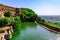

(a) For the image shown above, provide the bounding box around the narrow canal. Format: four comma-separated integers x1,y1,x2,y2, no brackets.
11,22,60,40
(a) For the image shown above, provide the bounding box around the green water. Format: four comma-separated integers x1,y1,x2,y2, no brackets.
12,22,58,40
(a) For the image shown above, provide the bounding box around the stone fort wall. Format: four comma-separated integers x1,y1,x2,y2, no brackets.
0,4,19,18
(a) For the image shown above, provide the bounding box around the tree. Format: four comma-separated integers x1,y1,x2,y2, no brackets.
4,11,12,17
20,8,38,22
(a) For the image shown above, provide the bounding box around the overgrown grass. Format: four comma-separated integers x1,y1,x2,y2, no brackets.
45,21,60,28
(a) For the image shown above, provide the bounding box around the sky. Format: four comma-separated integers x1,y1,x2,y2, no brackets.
0,0,60,15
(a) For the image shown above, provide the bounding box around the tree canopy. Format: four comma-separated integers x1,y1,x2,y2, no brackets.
20,8,37,22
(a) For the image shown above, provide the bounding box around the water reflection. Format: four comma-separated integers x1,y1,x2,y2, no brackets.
12,22,58,40
49,34,60,40
12,22,37,40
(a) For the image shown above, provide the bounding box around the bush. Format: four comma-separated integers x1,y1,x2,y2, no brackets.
11,20,21,31
11,16,21,31
0,18,8,27
4,11,12,17
7,17,14,24
14,16,21,23
12,21,18,29
39,18,45,23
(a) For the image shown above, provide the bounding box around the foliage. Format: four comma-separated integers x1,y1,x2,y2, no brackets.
11,16,21,30
45,21,60,28
20,8,38,22
0,18,8,27
37,17,45,23
4,11,12,17
14,16,21,23
39,19,45,23
0,16,21,30
7,17,14,23
12,21,18,30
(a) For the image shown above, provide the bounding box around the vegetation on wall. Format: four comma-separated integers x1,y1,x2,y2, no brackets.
4,11,12,17
11,16,21,30
0,18,8,27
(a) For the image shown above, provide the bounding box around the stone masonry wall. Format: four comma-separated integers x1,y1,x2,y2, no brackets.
0,4,19,18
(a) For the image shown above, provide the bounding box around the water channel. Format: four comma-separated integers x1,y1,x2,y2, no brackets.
11,22,60,40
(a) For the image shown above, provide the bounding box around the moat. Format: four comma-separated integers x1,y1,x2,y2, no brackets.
11,22,60,40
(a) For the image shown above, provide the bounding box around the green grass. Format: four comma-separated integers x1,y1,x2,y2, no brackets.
45,21,60,28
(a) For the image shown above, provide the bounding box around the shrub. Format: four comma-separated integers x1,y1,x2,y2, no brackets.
4,11,12,17
11,16,21,30
0,18,8,27
11,21,21,31
14,16,21,23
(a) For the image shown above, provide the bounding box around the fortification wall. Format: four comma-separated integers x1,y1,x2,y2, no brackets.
0,4,19,18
